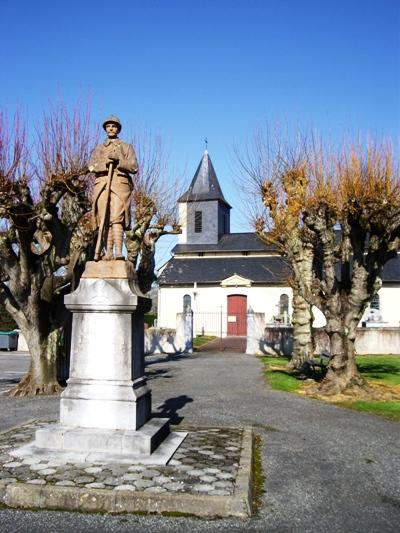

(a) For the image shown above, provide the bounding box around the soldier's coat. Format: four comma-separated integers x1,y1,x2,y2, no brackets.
89,138,138,229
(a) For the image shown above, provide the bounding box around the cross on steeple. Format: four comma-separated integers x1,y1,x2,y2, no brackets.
204,137,208,151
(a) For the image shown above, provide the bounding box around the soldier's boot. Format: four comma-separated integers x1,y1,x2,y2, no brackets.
113,223,124,260
103,226,114,260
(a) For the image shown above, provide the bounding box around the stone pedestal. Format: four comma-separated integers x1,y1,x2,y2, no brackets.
12,261,185,465
60,264,152,431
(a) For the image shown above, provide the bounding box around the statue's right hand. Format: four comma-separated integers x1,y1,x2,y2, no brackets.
108,147,120,161
106,156,119,168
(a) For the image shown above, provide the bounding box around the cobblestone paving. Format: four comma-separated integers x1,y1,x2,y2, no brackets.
0,421,242,497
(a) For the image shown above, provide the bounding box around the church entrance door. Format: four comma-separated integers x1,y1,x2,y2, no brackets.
227,295,247,336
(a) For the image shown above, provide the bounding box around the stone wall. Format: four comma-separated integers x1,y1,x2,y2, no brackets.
246,311,293,356
246,315,400,356
145,311,193,355
312,327,400,356
355,327,400,355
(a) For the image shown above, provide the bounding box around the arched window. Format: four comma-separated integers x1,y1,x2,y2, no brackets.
370,293,380,310
279,294,289,315
183,294,192,313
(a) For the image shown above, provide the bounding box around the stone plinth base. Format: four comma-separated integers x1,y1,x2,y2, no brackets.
37,418,169,455
82,260,136,280
11,419,185,466
60,378,151,431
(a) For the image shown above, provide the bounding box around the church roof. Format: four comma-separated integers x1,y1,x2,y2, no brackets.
172,233,275,254
158,253,400,286
158,256,292,285
178,150,231,207
381,256,400,283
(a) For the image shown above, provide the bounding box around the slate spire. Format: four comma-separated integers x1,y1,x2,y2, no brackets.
178,150,231,207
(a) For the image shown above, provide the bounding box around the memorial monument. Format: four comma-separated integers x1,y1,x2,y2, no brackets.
90,115,137,261
13,116,185,464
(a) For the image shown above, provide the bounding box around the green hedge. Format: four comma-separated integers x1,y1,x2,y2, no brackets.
144,314,156,327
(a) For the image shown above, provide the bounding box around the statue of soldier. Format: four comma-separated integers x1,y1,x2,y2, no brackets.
89,116,138,261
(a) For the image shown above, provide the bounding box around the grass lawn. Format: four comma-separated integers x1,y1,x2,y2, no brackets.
355,356,400,386
336,400,400,420
260,354,400,421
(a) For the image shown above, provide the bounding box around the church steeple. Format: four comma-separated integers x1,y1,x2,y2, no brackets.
178,150,231,207
178,151,231,245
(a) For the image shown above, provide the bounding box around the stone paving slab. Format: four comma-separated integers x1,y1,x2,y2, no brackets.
0,420,253,518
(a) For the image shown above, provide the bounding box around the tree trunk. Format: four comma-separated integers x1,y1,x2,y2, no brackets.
8,326,63,397
290,290,313,368
317,321,366,395
288,241,314,370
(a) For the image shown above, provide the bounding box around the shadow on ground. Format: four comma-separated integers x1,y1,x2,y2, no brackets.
153,394,194,424
145,368,173,381
358,361,400,381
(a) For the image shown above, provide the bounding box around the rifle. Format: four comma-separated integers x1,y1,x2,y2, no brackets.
94,161,114,261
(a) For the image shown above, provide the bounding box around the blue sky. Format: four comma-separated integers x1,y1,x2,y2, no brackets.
2,0,399,268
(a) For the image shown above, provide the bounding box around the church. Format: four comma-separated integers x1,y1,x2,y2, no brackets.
157,151,400,337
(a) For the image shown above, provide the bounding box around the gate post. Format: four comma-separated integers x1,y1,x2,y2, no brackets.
176,310,193,353
246,308,266,354
184,309,193,353
246,308,255,354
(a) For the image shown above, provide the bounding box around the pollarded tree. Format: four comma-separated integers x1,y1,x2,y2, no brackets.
0,111,181,397
250,133,400,395
237,133,314,368
0,107,95,396
125,133,181,294
300,142,400,394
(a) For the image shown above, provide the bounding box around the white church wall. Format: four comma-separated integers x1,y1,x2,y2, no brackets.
312,307,326,328
312,286,400,328
178,204,187,244
158,284,400,336
380,287,400,326
360,286,400,327
158,287,195,329
159,285,295,335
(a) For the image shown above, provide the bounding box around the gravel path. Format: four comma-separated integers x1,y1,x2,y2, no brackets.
0,351,399,532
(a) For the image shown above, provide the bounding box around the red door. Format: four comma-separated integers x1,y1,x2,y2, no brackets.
227,295,247,336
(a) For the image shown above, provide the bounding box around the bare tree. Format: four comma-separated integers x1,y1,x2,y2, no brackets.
0,106,95,396
241,129,400,395
236,131,314,368
0,112,180,397
125,133,181,294
300,141,400,394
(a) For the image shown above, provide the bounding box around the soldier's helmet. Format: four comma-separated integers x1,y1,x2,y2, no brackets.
102,115,122,132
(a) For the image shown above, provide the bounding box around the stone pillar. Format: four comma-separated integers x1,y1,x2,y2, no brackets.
246,308,256,355
246,309,266,355
176,311,193,354
184,310,193,354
